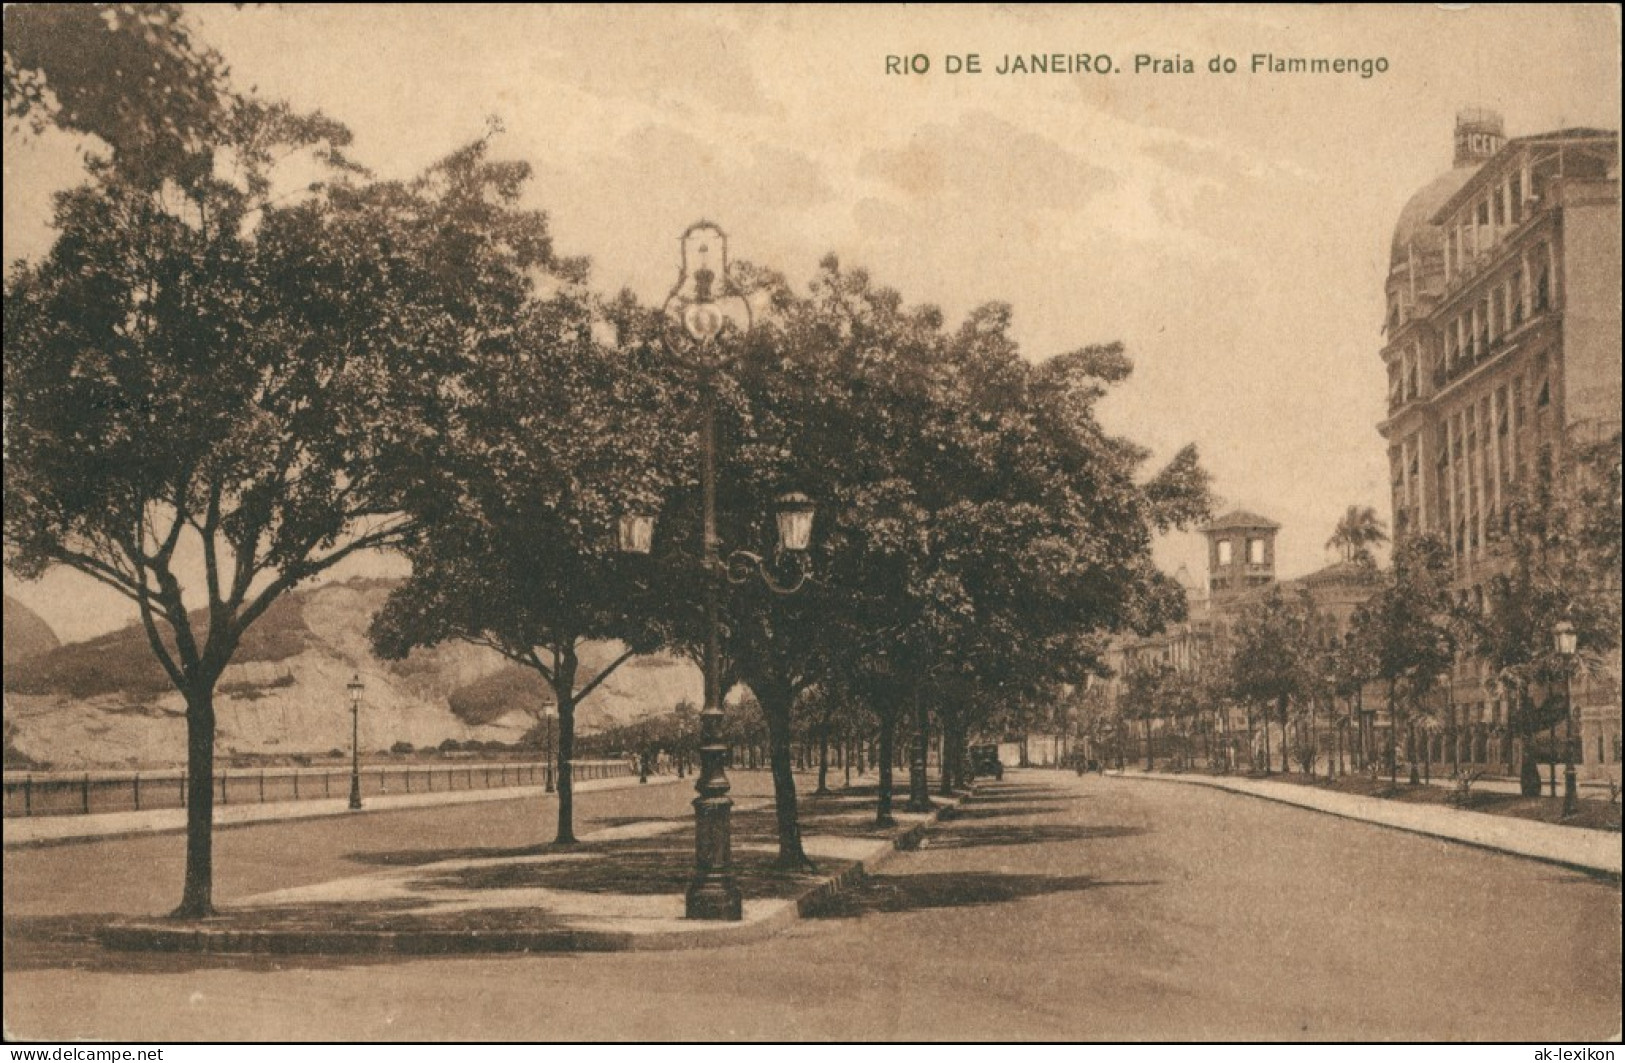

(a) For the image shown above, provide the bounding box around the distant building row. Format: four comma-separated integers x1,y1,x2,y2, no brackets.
1096,111,1620,783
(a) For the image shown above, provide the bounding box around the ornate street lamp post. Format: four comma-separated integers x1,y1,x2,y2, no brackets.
620,222,814,920
1554,619,1579,816
346,674,364,811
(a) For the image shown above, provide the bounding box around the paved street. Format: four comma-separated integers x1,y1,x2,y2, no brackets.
5,769,1619,1042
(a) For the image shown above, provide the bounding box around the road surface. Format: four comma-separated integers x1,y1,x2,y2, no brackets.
5,769,1618,1041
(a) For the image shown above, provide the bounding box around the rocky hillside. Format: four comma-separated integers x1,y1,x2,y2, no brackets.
2,579,701,769
3,596,60,668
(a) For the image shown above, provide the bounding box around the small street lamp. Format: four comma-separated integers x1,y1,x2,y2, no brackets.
346,674,364,811
618,512,656,555
1554,619,1579,816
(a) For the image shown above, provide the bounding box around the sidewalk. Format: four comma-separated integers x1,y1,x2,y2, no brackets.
1410,771,1617,798
1108,770,1621,877
95,781,966,954
3,773,677,849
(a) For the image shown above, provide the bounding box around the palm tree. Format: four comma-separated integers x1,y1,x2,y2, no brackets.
1327,505,1390,565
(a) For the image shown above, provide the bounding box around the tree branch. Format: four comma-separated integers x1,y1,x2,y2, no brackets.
523,647,557,686
150,563,202,674
202,482,225,612
231,518,415,639
41,546,148,607
135,590,188,693
574,645,639,703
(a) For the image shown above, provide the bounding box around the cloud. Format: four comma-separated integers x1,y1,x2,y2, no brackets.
857,110,1117,210
534,11,768,116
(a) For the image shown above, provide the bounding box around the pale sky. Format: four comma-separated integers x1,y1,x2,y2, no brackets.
4,4,1621,644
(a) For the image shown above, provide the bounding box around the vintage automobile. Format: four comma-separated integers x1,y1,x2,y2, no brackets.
969,744,1005,781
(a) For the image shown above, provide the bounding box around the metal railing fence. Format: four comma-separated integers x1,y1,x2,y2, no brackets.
2,759,634,818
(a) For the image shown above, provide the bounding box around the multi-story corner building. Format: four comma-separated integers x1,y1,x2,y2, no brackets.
1378,109,1621,781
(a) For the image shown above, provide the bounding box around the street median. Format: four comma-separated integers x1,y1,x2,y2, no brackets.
96,783,969,955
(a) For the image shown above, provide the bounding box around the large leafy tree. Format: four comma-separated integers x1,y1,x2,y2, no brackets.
369,290,686,845
644,256,1207,852
4,98,557,915
1469,435,1621,795
1120,660,1177,771
1345,533,1458,786
5,3,229,187
1228,586,1319,774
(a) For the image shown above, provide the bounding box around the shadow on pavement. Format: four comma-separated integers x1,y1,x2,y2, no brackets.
935,802,1074,822
804,872,1158,918
956,786,1061,803
414,839,833,901
345,843,554,868
3,914,412,975
923,823,1148,850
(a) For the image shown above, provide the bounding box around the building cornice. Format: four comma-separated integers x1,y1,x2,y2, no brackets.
1430,130,1618,225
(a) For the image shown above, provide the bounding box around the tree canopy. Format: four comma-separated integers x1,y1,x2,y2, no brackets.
4,93,561,912
368,286,686,845
635,256,1211,841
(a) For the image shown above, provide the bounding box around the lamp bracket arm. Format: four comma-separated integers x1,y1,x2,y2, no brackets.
725,549,811,595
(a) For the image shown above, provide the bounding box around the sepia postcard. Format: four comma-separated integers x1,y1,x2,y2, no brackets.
3,3,1621,1050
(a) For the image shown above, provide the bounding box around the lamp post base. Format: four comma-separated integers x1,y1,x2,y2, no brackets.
685,877,744,921
686,794,742,920
347,780,363,811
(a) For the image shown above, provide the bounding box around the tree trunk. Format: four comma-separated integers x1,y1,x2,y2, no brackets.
938,705,959,796
875,710,896,826
816,724,830,795
1307,698,1317,778
906,687,933,812
758,678,812,870
1517,723,1542,796
553,651,579,845
173,687,218,919
1261,709,1272,775
1278,697,1290,774
1387,678,1399,786
1144,718,1154,771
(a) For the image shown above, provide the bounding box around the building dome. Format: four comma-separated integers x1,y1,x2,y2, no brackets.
1388,165,1476,272
1388,108,1506,275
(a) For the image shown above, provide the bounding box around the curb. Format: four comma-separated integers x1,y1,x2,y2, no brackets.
790,795,965,917
1107,771,1621,881
94,786,972,955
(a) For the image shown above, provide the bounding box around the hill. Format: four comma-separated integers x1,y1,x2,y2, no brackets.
2,578,701,769
3,596,60,668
